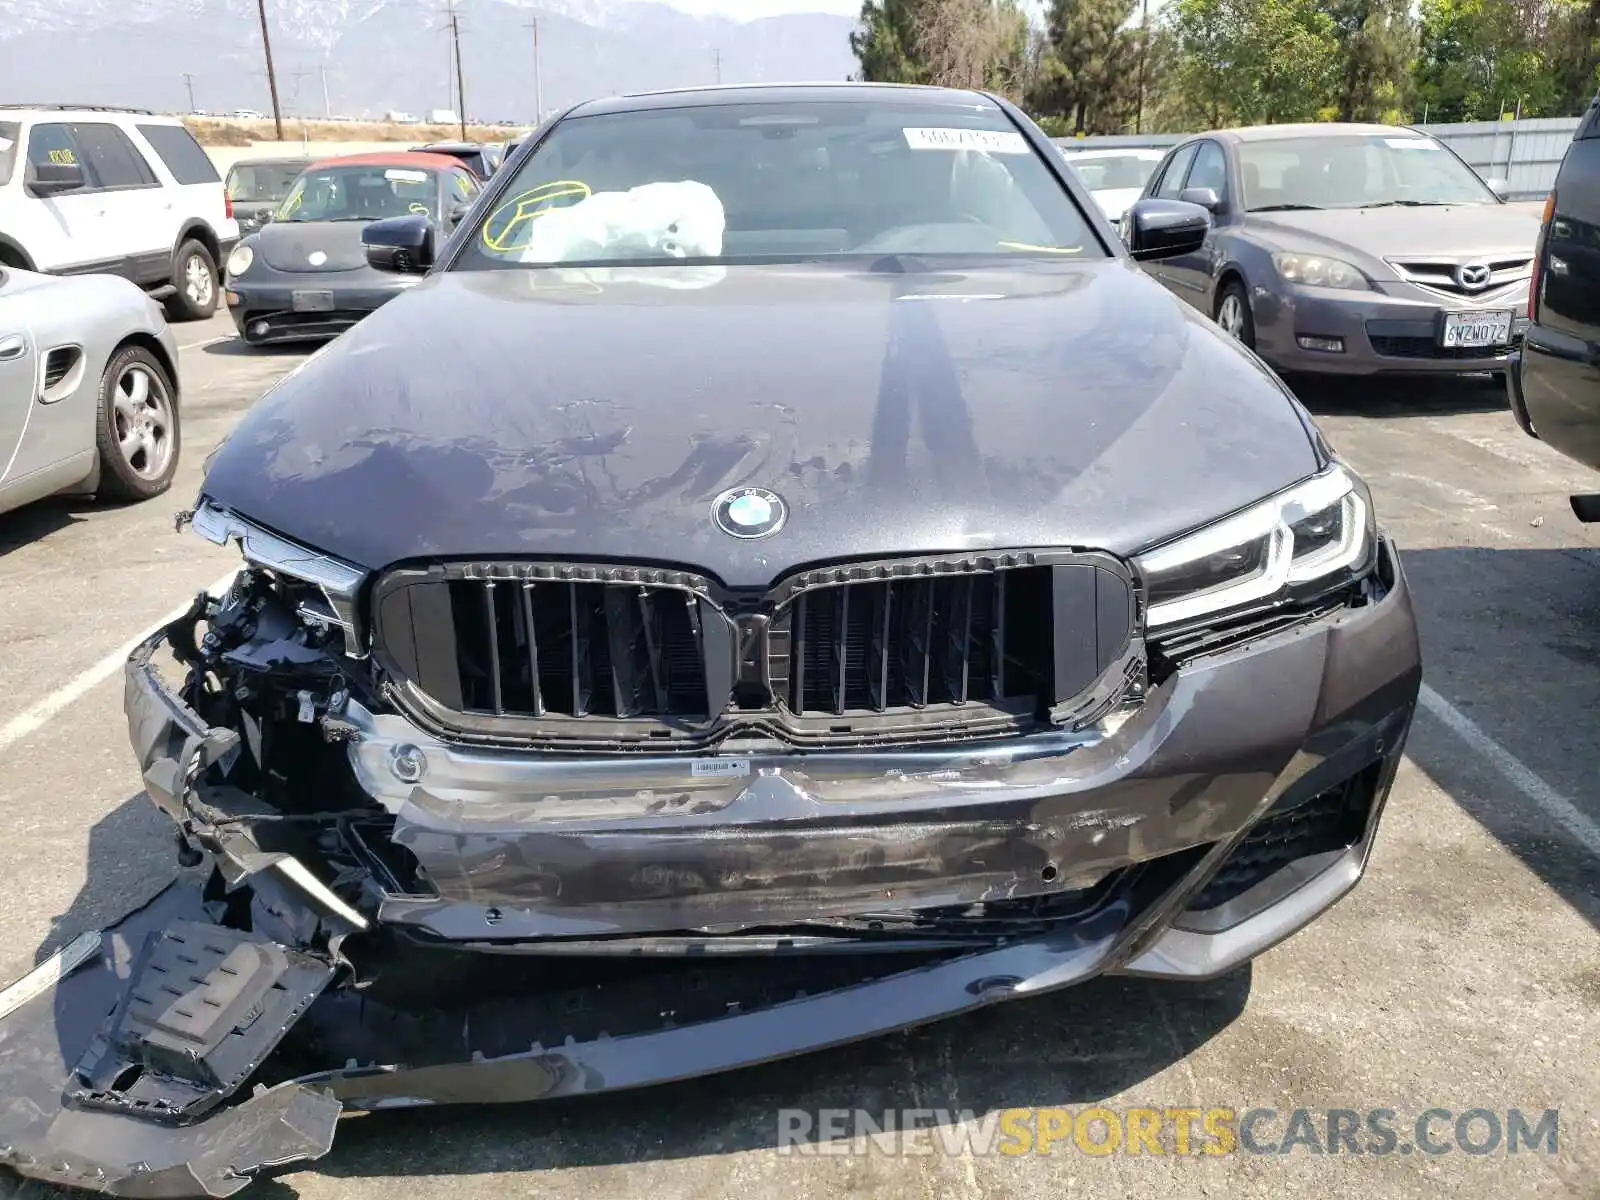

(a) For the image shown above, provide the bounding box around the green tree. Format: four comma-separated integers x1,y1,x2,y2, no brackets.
851,0,928,84
1325,0,1417,122
1030,0,1141,134
1414,0,1565,121
1164,0,1340,127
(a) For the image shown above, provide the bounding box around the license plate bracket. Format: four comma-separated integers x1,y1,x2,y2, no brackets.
1440,309,1512,349
292,290,335,313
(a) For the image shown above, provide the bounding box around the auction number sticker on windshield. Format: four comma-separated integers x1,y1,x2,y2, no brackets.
904,127,1029,154
385,168,429,182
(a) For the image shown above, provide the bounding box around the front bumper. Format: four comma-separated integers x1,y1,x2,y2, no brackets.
0,541,1421,1196
1252,280,1530,376
224,268,414,344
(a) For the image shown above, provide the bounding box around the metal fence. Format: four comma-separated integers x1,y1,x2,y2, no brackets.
1052,116,1581,201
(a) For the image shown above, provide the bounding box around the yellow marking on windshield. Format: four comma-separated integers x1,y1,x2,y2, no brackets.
483,180,592,252
408,202,430,215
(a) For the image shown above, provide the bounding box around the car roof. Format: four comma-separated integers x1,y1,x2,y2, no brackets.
567,81,998,117
417,141,485,152
1211,122,1426,143
228,156,313,168
307,151,461,170
1059,147,1167,160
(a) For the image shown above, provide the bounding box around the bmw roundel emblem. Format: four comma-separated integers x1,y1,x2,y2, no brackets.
307,250,328,267
712,487,788,539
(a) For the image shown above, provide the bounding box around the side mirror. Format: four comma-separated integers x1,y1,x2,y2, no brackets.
1122,198,1212,261
1485,176,1510,199
363,213,435,274
29,161,86,196
1178,186,1223,213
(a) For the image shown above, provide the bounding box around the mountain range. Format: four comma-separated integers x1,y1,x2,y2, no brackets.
0,0,860,124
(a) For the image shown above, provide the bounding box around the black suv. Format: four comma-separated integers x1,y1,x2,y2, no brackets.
1509,93,1600,519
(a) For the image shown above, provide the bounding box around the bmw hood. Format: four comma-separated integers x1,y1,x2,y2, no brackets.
200,260,1322,584
1244,203,1543,264
252,220,374,272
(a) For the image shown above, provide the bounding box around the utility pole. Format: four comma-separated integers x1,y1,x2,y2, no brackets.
255,0,284,140
1134,0,1149,135
447,0,467,139
182,72,197,113
713,47,721,85
286,67,312,118
533,17,544,122
320,63,331,119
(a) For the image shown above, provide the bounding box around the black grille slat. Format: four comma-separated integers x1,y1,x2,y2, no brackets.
482,582,504,715
43,347,78,389
377,555,1136,748
832,586,850,716
519,585,545,718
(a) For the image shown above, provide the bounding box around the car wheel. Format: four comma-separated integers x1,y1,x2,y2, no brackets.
166,239,218,321
1214,281,1256,349
94,345,181,502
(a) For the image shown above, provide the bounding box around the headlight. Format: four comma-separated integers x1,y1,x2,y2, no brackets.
1271,252,1370,291
227,244,254,276
1137,464,1373,628
187,498,366,655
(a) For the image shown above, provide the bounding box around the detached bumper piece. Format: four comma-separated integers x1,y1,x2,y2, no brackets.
0,886,339,1199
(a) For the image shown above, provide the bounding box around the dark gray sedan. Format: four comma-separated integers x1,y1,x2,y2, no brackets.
1131,123,1543,375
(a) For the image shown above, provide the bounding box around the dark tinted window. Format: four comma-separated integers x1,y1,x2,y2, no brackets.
464,99,1099,267
0,122,18,187
1186,140,1227,195
136,123,220,184
27,123,88,189
1154,144,1198,198
450,169,479,203
71,122,157,188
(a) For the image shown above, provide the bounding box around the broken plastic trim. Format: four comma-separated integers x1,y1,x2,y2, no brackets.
186,499,368,659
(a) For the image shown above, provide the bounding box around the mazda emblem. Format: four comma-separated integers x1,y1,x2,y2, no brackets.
1455,261,1491,290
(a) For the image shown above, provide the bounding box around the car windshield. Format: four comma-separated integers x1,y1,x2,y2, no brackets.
1067,153,1160,192
459,99,1098,268
1240,134,1497,211
227,161,307,203
275,164,437,222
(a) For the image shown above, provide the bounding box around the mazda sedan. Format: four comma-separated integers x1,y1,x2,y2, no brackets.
0,84,1420,1196
1134,123,1542,375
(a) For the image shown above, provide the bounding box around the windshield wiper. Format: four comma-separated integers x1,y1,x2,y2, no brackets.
1360,200,1457,208
1249,203,1323,212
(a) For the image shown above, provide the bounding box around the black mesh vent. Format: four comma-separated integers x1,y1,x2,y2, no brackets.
1186,765,1379,912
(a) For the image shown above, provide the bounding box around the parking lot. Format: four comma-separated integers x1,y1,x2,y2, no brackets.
1,315,1597,1199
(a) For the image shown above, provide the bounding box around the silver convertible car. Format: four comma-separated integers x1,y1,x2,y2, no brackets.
0,266,181,516
1131,123,1543,376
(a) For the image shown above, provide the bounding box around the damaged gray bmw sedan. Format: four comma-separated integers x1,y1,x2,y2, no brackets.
0,84,1422,1197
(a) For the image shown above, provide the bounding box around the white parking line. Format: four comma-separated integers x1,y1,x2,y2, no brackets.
0,571,237,757
176,333,234,352
1419,682,1600,858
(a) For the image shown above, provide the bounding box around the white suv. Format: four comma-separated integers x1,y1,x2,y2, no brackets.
0,105,239,321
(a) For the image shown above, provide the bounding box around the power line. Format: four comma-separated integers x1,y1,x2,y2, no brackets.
254,0,283,139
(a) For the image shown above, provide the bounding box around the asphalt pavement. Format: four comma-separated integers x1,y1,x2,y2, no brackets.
0,315,1596,1199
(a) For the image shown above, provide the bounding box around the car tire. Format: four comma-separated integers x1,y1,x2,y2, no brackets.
94,345,181,502
1214,280,1256,349
166,239,219,321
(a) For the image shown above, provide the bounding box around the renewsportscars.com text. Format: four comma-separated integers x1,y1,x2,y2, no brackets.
776,1106,1559,1157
